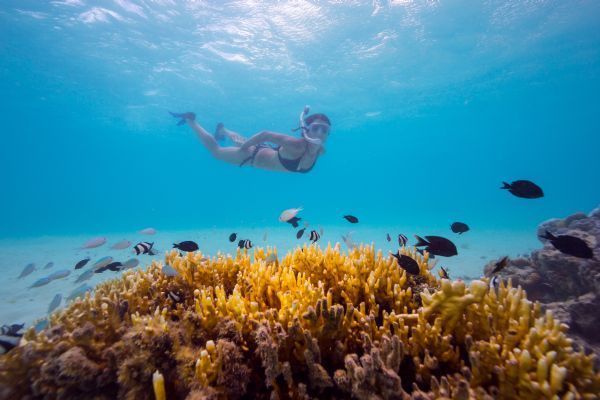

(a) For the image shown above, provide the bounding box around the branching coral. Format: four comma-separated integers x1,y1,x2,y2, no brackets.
0,244,598,399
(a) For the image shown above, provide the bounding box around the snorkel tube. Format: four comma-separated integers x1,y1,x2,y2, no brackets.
299,105,324,146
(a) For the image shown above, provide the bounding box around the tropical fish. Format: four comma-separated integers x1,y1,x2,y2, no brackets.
296,228,306,239
398,234,408,247
92,256,113,270
121,258,140,270
167,290,182,303
80,237,106,249
263,232,268,241
138,227,157,235
450,222,469,234
43,262,54,270
279,207,302,222
386,233,391,242
0,324,24,336
491,256,509,274
539,231,594,259
343,215,359,223
74,257,90,270
67,284,93,302
309,230,320,243
96,261,123,273
0,324,23,355
265,253,277,265
173,241,199,252
414,235,458,257
33,318,49,333
439,267,450,279
501,180,544,199
238,239,253,249
286,216,302,228
229,233,237,242
47,294,62,314
111,240,131,250
390,252,420,275
133,242,154,255
18,263,35,279
489,275,501,293
162,264,178,277
75,269,94,283
341,232,356,250
47,270,70,280
29,277,52,288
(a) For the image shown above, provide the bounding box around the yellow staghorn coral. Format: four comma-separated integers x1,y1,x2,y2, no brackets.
0,244,598,399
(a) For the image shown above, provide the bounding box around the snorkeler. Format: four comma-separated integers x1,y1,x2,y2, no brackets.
169,106,330,173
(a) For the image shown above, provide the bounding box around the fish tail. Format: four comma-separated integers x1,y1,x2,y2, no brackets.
501,182,511,189
172,243,178,248
540,230,555,240
414,235,429,247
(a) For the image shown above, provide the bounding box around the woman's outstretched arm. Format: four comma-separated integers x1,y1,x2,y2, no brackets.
240,131,300,151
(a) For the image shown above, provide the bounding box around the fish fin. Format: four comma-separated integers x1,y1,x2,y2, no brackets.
501,182,511,189
172,243,178,248
414,235,429,247
540,230,555,240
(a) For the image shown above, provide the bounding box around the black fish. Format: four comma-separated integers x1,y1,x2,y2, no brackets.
309,230,320,243
386,233,391,242
296,228,306,239
229,233,237,242
491,256,509,274
501,180,544,199
451,222,469,234
173,241,199,252
390,252,420,275
439,267,450,279
398,234,408,247
344,215,359,223
95,261,123,273
0,324,24,355
133,242,154,255
238,239,253,249
74,258,90,270
539,231,594,259
414,235,457,257
286,216,301,228
0,324,24,336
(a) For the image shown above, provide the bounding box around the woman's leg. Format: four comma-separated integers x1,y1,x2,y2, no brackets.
187,120,251,165
216,123,246,147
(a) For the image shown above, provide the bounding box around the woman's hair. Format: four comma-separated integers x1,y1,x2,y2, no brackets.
305,113,331,127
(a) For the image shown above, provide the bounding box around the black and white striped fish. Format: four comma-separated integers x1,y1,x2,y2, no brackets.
489,275,501,293
167,290,182,303
0,324,24,355
238,239,253,249
133,242,154,255
398,234,408,247
309,230,320,243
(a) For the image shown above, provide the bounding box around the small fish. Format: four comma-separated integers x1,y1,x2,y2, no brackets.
439,267,450,280
450,222,469,234
0,325,23,355
263,232,268,241
286,216,302,228
539,231,594,259
75,269,94,283
121,258,140,270
319,226,324,236
43,262,54,270
390,252,420,275
93,256,113,270
398,234,408,247
343,215,359,223
95,262,123,273
80,237,107,249
18,263,35,279
66,284,92,302
265,253,277,264
491,256,509,274
47,269,70,280
74,257,90,270
47,294,62,314
296,227,306,239
173,241,199,252
489,275,500,293
111,240,131,250
0,324,24,336
341,232,357,250
29,277,52,288
138,227,157,235
229,233,237,242
386,233,391,242
167,290,182,303
162,264,178,277
309,230,320,243
133,242,154,255
279,207,303,222
33,318,49,333
501,180,544,199
414,235,458,257
238,239,253,249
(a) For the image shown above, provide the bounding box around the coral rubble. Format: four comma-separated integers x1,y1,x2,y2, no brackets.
1,244,598,399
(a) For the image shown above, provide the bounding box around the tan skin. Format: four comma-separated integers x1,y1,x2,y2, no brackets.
183,115,329,172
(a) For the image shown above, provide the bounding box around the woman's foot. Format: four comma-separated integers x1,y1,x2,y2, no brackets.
214,122,226,142
169,111,196,126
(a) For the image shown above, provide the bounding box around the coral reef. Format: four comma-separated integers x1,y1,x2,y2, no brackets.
484,206,600,359
1,243,598,399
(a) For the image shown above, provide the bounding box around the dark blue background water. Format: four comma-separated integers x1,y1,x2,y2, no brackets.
1,1,599,238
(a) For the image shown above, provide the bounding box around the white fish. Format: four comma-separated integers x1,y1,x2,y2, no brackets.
75,269,94,283
81,237,107,249
162,264,178,277
111,240,131,250
47,294,62,314
18,263,35,279
67,284,92,302
43,262,54,269
341,232,357,250
48,269,70,280
93,256,113,269
138,227,157,235
121,258,140,270
33,318,48,333
279,207,303,222
29,276,52,288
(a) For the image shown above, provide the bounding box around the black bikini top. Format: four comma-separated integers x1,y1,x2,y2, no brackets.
277,144,317,173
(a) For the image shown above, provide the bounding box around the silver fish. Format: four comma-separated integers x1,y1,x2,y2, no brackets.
43,262,54,270
67,284,92,302
75,269,94,283
138,227,156,235
341,232,357,250
162,264,178,277
111,240,131,250
47,270,70,280
29,277,52,288
33,318,48,333
18,263,35,279
47,294,62,314
93,256,113,270
81,237,106,249
265,253,277,265
121,258,140,270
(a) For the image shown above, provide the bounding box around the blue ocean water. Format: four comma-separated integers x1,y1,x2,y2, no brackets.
1,0,599,239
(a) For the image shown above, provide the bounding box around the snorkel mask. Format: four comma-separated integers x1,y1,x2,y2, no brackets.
298,106,331,146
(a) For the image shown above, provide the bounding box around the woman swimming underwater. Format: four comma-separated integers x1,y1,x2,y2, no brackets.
170,106,330,173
